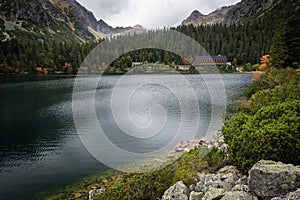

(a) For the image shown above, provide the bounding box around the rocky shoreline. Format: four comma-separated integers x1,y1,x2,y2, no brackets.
162,133,300,200
162,160,300,200
88,133,300,200
167,131,227,158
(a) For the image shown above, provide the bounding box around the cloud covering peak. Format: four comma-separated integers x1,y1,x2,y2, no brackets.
77,0,240,28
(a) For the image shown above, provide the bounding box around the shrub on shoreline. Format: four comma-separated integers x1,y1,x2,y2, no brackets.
223,68,300,174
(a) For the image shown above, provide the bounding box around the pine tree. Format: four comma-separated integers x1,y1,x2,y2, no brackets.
269,27,289,68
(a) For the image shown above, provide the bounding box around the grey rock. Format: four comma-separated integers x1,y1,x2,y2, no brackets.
235,176,248,186
232,184,250,192
217,166,241,191
217,166,240,175
195,173,219,192
189,184,196,192
248,160,300,199
88,188,105,200
202,187,226,200
162,181,189,200
285,189,300,199
202,180,225,193
195,166,240,193
189,191,204,200
220,191,258,200
218,143,227,151
219,172,239,191
217,136,225,146
271,189,300,200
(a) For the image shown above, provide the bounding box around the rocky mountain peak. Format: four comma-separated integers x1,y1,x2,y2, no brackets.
133,24,143,29
190,10,204,18
182,0,277,26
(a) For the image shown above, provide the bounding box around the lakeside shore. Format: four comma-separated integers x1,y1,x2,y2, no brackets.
0,71,255,84
43,131,226,200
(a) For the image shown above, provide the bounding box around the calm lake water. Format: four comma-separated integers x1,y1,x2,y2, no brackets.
0,74,252,199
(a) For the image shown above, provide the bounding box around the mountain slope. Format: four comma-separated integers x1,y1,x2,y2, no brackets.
0,0,141,42
0,0,96,42
52,0,114,35
182,0,277,26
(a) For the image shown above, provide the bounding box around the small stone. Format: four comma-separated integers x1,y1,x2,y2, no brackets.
74,193,82,199
189,191,204,200
218,136,225,145
88,188,105,200
217,166,239,175
189,184,196,191
235,176,248,186
232,184,250,192
175,147,183,152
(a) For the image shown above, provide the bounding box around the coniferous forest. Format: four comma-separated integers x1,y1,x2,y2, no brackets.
0,0,299,74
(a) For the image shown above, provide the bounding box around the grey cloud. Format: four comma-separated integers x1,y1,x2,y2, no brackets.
77,0,240,28
78,0,130,18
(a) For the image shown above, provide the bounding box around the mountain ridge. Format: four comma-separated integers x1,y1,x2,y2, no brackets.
49,0,143,36
182,0,277,26
0,0,144,42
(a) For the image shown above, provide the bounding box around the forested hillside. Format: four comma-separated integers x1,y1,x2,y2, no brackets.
176,0,299,65
0,0,298,74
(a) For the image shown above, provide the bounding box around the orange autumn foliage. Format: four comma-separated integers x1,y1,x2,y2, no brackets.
36,67,43,73
259,54,270,71
182,58,190,65
253,54,272,82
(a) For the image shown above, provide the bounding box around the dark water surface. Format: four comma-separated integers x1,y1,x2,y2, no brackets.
0,74,252,199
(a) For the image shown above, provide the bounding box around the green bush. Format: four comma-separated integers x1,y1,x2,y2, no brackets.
250,82,300,113
244,67,299,98
223,68,300,174
204,146,226,172
223,100,300,174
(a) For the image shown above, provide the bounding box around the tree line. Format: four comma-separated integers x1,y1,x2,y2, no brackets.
0,39,100,74
0,0,298,74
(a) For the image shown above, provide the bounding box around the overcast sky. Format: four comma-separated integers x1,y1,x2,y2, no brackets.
76,0,241,28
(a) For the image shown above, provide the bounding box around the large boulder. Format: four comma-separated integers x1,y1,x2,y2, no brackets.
162,181,189,200
248,160,300,199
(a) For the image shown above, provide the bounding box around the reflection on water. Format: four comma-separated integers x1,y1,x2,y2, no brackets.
0,74,252,199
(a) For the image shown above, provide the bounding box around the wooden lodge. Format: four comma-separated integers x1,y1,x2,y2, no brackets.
193,55,228,66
